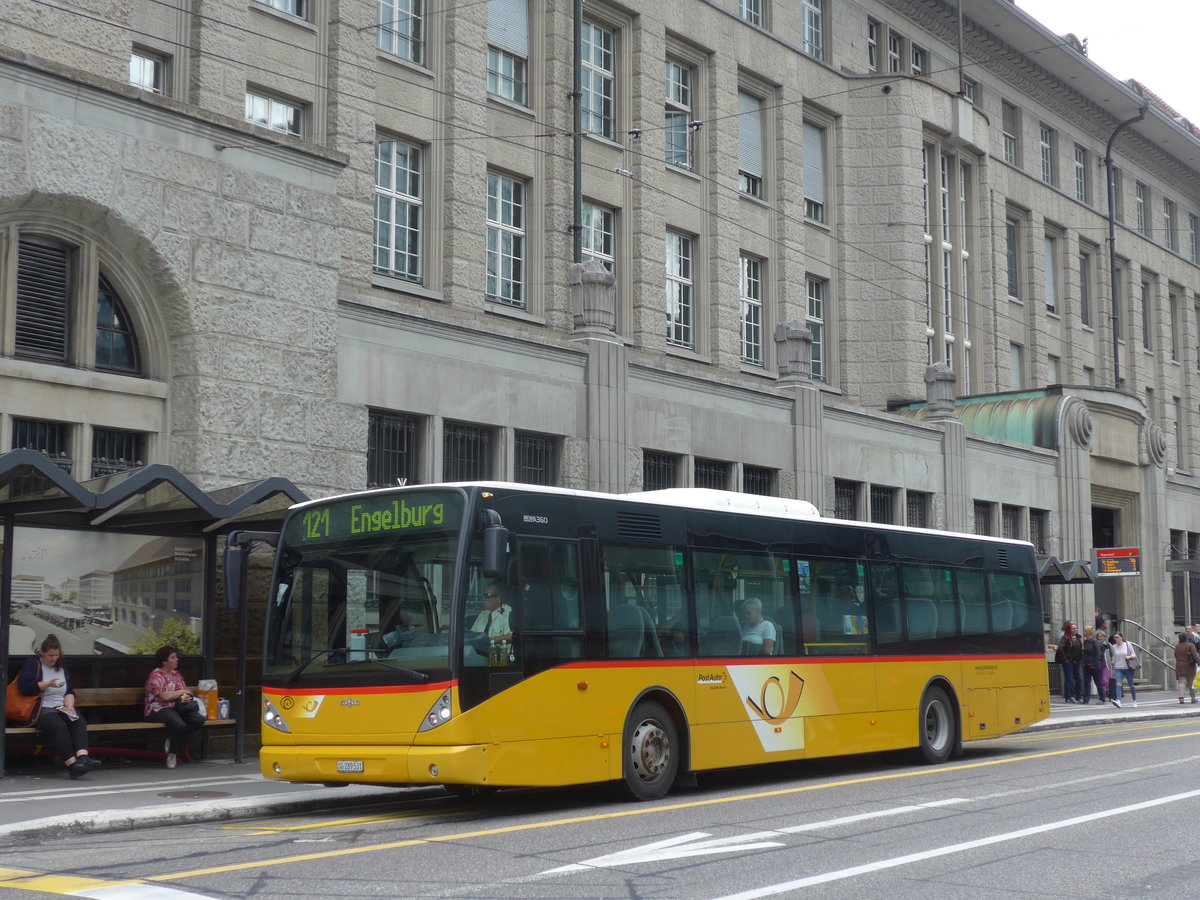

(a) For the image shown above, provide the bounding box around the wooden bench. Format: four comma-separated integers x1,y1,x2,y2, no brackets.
5,687,234,737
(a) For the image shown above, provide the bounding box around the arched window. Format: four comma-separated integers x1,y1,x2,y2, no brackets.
96,275,141,373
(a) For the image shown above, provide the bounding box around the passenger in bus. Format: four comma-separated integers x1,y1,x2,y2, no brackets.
13,633,99,779
381,611,426,651
144,646,207,769
739,598,776,655
469,582,513,646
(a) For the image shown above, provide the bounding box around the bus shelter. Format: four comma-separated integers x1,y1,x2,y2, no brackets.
0,449,307,774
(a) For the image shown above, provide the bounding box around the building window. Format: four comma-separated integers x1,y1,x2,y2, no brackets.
374,138,423,281
1009,342,1024,389
1190,215,1199,263
13,419,72,473
665,230,694,348
1048,354,1060,384
581,202,615,273
1135,182,1147,235
801,0,823,60
806,275,826,381
802,121,826,222
867,19,879,71
245,90,303,137
739,0,763,28
514,431,558,486
485,171,526,308
1141,279,1153,350
581,20,615,139
368,411,420,487
1029,509,1049,553
15,236,142,373
1073,145,1089,203
906,491,930,528
487,0,528,104
962,78,976,103
737,91,764,198
1079,250,1093,327
869,485,895,524
694,458,729,490
833,479,860,520
1170,292,1180,361
1038,125,1055,185
643,451,678,491
743,465,774,496
910,44,926,76
443,422,493,481
1001,505,1020,540
92,428,144,477
255,0,306,16
1001,102,1020,166
887,33,902,74
1005,217,1021,300
739,254,764,366
973,500,992,536
129,49,165,94
377,0,425,65
664,59,694,169
96,275,140,372
1044,235,1058,313
1164,198,1177,251
1175,396,1187,471
1110,166,1123,222
1114,264,1124,340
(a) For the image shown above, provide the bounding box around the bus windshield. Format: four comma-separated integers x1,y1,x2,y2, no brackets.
264,490,466,685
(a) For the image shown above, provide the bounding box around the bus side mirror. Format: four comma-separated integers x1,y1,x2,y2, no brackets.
224,544,246,611
482,524,509,580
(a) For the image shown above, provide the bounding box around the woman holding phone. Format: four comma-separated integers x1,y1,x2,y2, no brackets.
15,634,99,779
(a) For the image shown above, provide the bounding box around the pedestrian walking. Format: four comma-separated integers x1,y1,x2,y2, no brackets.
1080,626,1104,704
1110,632,1138,708
1058,622,1084,703
1175,632,1200,704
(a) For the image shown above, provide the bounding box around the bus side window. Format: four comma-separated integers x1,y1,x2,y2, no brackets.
601,545,679,658
958,569,990,643
987,572,1042,651
870,562,903,651
518,540,586,670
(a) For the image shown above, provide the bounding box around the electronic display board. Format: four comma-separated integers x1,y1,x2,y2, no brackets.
1092,547,1140,577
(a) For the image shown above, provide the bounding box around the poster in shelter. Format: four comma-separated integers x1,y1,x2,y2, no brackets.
6,527,204,658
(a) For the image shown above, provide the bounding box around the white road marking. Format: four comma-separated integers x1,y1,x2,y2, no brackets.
0,776,270,804
709,787,1200,898
74,885,220,900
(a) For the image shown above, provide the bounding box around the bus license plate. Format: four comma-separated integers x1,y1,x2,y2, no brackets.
336,760,364,773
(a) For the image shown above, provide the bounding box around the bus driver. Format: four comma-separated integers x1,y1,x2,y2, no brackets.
470,583,513,645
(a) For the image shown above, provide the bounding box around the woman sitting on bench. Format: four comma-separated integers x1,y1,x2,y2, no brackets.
15,634,100,779
144,646,206,769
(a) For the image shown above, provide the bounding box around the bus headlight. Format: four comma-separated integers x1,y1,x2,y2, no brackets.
418,687,454,732
263,698,291,733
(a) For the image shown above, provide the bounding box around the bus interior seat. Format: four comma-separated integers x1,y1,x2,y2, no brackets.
992,599,1015,632
906,598,938,640
554,581,581,628
638,605,663,657
702,615,743,656
608,604,647,657
961,600,988,634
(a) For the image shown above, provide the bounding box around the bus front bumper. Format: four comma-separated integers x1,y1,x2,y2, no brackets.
259,742,492,786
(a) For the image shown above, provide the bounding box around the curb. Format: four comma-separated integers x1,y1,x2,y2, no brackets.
0,785,421,844
1026,707,1200,732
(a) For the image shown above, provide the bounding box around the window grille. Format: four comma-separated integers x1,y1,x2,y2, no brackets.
514,432,558,486
13,418,72,473
869,485,895,524
643,451,677,491
973,500,993,536
833,479,859,520
1029,509,1049,554
92,428,144,477
694,458,728,490
742,465,774,496
906,491,930,528
368,411,420,487
1001,504,1020,540
443,422,492,481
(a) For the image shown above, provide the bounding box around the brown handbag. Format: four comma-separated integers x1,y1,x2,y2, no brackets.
5,666,42,726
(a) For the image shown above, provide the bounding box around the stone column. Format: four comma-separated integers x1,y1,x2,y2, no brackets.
923,364,968,533
569,260,627,493
1055,397,1095,630
775,323,823,506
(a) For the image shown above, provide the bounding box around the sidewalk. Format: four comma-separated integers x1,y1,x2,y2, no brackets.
2,695,1198,843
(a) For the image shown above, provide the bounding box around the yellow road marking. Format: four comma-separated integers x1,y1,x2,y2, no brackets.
0,867,116,894
10,726,1200,894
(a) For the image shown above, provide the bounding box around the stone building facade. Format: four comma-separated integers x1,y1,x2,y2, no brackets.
4,1,1200,658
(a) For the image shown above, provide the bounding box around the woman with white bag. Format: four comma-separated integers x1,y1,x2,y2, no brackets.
1109,632,1138,709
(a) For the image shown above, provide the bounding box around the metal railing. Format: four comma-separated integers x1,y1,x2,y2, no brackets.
1122,618,1174,687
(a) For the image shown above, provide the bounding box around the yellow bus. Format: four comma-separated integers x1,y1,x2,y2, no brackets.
253,484,1048,800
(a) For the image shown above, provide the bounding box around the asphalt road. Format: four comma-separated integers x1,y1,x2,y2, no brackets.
3,716,1199,899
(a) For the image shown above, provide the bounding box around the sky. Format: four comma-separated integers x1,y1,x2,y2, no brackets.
1017,1,1200,124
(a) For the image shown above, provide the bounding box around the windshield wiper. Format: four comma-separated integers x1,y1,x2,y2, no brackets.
373,660,431,683
284,648,343,686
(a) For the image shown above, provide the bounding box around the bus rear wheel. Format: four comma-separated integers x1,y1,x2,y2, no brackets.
917,686,955,764
621,700,679,801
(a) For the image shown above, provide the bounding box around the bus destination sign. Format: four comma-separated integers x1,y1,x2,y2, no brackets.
1092,547,1140,578
285,491,462,544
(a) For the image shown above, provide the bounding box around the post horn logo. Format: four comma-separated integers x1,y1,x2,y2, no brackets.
745,671,805,725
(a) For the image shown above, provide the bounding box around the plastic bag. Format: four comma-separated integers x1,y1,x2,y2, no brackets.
196,679,218,721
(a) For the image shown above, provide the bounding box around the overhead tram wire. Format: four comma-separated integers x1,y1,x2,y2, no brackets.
32,0,1156,371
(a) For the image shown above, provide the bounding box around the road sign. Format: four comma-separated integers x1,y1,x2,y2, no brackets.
1166,558,1200,573
1092,547,1140,577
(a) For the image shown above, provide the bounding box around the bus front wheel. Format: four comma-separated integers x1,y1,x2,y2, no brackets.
917,686,955,764
621,700,679,801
